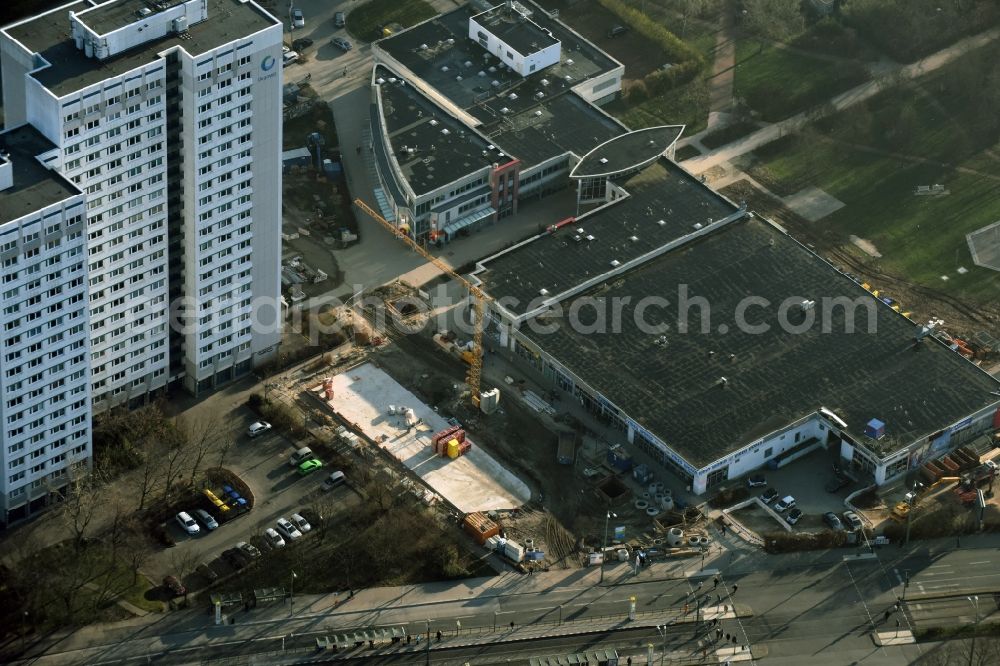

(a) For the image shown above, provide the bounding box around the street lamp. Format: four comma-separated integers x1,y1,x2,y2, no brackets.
968,595,980,666
425,619,431,666
288,570,297,617
655,623,669,666
599,510,617,583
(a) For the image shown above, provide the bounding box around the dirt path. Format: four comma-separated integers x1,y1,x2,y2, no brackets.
681,25,1000,174
706,8,737,129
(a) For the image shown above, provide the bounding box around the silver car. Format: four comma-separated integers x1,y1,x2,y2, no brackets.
275,517,303,541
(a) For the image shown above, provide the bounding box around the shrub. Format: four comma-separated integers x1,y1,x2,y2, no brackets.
247,393,265,414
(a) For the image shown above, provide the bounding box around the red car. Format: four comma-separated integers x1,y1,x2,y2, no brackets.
163,575,186,596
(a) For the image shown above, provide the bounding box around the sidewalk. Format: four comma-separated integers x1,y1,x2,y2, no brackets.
680,25,1000,174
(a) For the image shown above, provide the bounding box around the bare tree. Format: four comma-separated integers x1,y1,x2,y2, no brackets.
741,0,804,43
181,415,224,487
58,477,104,554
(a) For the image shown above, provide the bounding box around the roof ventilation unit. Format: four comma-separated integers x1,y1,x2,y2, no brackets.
509,93,518,100
456,75,463,81
576,228,584,234
599,157,608,164
534,110,542,117
657,219,666,226
629,235,638,242
586,234,595,241
692,222,703,230
429,119,439,126
447,38,455,44
388,77,397,83
375,77,385,84
478,70,486,77
610,259,620,267
500,107,510,114
540,78,550,86
441,128,450,135
419,43,429,50
492,80,501,87
539,288,549,296
718,377,729,388
489,66,497,73
799,299,816,312
535,91,545,100
137,7,152,17
441,65,449,72
565,58,574,65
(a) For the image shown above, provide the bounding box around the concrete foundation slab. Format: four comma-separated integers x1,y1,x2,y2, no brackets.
316,363,530,512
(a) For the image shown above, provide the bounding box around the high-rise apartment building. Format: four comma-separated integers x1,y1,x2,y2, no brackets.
0,0,283,523
0,125,93,524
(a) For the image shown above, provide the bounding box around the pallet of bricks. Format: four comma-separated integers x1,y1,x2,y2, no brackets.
430,425,473,459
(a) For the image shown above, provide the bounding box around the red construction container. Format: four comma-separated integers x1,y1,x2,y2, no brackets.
459,441,472,456
432,425,460,446
452,429,466,444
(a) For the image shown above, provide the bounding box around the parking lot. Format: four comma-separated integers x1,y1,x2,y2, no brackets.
730,448,863,534
146,409,359,585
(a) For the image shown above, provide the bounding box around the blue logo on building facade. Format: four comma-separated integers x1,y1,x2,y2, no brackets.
261,55,276,71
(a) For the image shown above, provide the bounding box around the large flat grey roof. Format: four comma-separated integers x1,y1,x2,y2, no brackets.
482,90,626,169
5,0,277,97
0,124,81,225
375,65,496,197
519,216,1000,468
379,6,617,111
476,158,740,315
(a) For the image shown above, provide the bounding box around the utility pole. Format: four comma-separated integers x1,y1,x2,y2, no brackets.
600,510,616,584
289,570,297,617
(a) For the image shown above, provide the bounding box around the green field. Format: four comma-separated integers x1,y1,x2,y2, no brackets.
746,44,1000,307
734,40,868,122
346,0,436,42
607,78,710,134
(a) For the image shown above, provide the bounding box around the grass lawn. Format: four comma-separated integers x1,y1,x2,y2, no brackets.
749,136,1000,306
346,0,436,42
607,77,709,134
674,144,703,161
734,40,868,121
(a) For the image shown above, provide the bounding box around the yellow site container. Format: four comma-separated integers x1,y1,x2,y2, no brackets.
447,438,460,459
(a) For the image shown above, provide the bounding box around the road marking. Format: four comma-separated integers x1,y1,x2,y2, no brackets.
969,560,990,565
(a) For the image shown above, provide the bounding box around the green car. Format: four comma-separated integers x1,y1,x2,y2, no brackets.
297,458,323,476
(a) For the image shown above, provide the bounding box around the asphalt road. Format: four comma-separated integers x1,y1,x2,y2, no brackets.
29,535,1000,665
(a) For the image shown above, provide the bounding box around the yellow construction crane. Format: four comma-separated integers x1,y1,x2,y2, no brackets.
354,199,487,408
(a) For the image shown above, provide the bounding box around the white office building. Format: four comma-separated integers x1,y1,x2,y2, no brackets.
0,125,93,524
1,0,283,410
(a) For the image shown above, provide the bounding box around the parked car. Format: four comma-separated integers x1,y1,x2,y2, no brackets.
264,527,286,549
276,517,303,541
193,509,218,531
290,513,312,533
282,44,290,54
236,541,261,559
321,470,346,491
842,510,863,531
774,495,796,512
332,37,352,51
196,562,219,581
334,11,345,27
282,51,299,67
747,474,767,488
247,421,271,438
289,446,315,467
825,475,850,493
823,511,844,530
607,25,627,38
292,38,313,51
291,8,304,28
175,511,200,535
222,548,248,569
163,575,186,596
786,508,803,525
760,488,779,504
298,458,323,476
